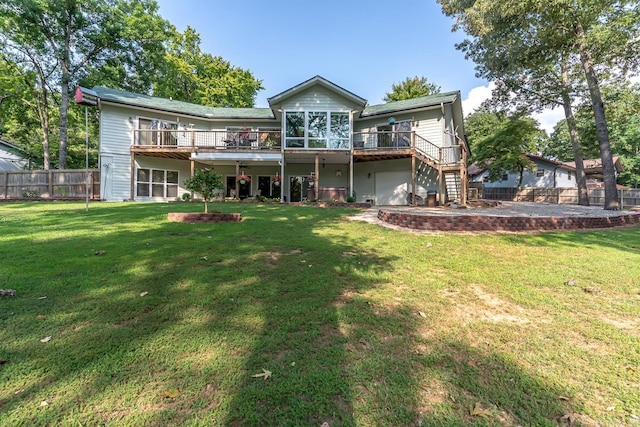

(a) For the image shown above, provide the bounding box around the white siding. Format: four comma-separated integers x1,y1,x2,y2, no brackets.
354,108,444,147
415,110,443,147
474,159,578,188
281,87,355,111
353,158,437,204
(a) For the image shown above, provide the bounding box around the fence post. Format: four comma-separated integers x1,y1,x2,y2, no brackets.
48,171,53,197
2,172,6,199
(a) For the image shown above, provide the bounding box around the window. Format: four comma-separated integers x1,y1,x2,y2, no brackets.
285,111,350,149
285,112,305,148
501,174,508,181
330,113,350,148
138,118,177,146
136,168,178,198
567,171,572,181
536,168,545,177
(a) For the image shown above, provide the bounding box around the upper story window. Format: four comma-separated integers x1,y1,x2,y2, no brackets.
285,111,349,149
536,168,545,177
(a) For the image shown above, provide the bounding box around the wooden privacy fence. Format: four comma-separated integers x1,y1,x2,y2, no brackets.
0,169,100,200
482,187,640,208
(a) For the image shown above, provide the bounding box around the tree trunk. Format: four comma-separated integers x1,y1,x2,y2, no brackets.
575,22,619,210
518,165,524,188
59,72,70,169
559,81,589,205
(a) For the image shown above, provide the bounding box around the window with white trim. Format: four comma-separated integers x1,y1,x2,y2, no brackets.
285,111,350,149
136,168,178,198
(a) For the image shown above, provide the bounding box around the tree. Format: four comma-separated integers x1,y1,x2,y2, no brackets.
0,0,170,169
152,26,263,107
438,0,640,209
544,81,640,187
183,168,224,213
383,76,441,102
466,110,545,187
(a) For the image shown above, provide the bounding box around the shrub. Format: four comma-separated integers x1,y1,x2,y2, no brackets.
183,169,224,213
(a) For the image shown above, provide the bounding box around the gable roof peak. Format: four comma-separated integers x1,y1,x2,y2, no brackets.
267,76,367,107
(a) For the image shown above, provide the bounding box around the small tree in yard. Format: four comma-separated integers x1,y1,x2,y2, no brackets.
183,169,223,213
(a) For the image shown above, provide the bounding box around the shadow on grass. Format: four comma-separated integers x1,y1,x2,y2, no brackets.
0,202,581,425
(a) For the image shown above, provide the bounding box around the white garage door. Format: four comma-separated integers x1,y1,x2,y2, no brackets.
375,171,411,205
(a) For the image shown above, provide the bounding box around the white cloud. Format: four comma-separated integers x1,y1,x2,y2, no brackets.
532,107,565,135
462,82,564,134
462,82,495,117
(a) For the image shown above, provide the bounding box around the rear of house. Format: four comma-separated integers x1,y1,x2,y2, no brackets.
88,76,468,205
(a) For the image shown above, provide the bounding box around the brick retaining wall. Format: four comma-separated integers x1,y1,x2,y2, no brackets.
378,210,640,232
168,213,242,223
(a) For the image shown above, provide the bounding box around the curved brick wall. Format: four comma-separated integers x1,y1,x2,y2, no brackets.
377,210,640,232
168,213,241,223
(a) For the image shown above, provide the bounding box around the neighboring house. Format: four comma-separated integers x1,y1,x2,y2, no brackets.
564,156,624,186
469,154,576,188
84,75,468,205
0,139,28,171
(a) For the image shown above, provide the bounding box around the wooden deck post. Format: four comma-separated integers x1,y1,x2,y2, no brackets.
130,152,135,201
411,155,416,205
235,161,240,199
190,160,195,199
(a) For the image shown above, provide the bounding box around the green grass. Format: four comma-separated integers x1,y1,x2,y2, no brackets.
1,201,639,426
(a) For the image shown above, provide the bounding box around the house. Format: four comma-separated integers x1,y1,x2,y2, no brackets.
0,139,28,171
469,154,576,188
84,76,468,205
563,156,624,187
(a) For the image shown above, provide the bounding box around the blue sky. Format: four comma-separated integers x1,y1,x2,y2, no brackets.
154,0,563,131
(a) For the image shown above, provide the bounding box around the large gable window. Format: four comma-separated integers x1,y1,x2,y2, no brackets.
285,112,305,148
285,111,350,149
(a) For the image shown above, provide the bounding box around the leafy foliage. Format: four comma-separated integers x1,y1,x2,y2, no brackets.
153,26,263,107
466,109,546,186
383,76,441,102
438,0,640,208
0,1,263,170
183,168,224,213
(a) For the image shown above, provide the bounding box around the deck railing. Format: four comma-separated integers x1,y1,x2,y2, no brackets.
354,131,463,167
133,129,465,167
133,129,282,150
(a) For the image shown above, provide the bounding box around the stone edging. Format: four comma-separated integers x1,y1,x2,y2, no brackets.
168,213,241,223
377,210,640,232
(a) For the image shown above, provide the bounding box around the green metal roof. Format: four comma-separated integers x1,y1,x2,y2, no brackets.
92,86,276,120
360,91,460,118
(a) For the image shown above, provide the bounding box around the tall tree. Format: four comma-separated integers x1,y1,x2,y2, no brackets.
0,56,55,168
153,26,263,107
0,0,170,169
438,0,640,209
383,76,441,102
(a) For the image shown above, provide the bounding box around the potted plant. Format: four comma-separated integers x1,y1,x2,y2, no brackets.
306,175,316,187
237,173,251,184
273,174,281,187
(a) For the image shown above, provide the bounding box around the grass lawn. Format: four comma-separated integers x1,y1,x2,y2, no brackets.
1,201,639,426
